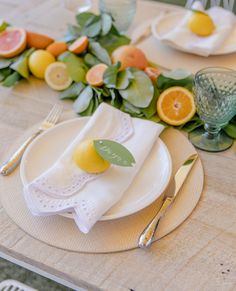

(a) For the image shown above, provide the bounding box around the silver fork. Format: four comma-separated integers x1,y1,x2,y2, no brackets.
0,104,63,176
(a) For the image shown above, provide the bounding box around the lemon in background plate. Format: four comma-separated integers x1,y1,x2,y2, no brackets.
28,49,55,79
73,140,111,174
188,11,215,36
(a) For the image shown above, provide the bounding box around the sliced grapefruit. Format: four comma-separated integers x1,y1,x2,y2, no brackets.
0,27,27,58
157,86,196,126
86,63,108,86
45,62,72,91
68,36,89,54
26,31,54,49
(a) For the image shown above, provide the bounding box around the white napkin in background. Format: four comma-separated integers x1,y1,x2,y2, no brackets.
24,103,164,233
156,1,236,57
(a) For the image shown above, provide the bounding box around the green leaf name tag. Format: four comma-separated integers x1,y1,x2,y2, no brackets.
94,140,135,167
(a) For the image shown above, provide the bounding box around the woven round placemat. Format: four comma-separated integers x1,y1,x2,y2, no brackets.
0,126,204,253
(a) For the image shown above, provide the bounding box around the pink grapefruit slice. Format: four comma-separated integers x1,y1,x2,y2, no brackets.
0,27,27,58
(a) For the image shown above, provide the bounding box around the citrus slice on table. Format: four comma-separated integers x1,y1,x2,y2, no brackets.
0,27,27,58
86,63,108,86
157,86,196,126
45,62,73,91
69,36,89,54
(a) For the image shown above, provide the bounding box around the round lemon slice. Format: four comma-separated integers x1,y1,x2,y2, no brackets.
157,86,196,126
45,62,72,91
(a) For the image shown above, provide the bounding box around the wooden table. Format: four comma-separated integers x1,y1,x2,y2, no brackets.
0,1,236,290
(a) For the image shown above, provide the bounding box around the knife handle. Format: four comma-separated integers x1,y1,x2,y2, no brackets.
138,196,173,248
0,130,42,176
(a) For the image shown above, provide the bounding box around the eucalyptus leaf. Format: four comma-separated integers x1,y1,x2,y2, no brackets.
59,82,85,100
141,87,160,119
179,115,204,132
150,115,161,123
58,52,87,82
76,12,96,27
83,19,102,37
0,68,12,81
10,49,34,79
120,100,143,117
101,13,112,35
223,122,236,139
73,86,93,113
98,29,130,54
110,89,122,109
89,41,111,65
84,53,101,67
79,97,95,116
94,139,135,167
163,68,192,80
103,62,121,88
0,58,12,69
116,69,134,90
2,71,21,87
68,24,81,38
0,21,9,32
157,69,193,90
119,70,154,108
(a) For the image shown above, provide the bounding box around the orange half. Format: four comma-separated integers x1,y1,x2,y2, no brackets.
157,86,196,126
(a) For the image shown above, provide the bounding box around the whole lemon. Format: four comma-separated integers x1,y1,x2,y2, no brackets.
187,11,215,36
73,140,110,174
28,50,55,79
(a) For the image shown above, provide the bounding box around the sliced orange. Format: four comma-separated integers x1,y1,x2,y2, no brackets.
68,36,89,54
46,41,67,57
86,63,108,86
0,27,27,58
157,86,196,126
26,31,54,49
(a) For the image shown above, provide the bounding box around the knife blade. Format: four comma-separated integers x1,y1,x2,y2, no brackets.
138,153,198,248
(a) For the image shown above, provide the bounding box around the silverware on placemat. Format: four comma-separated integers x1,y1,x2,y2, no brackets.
138,153,198,248
0,104,63,176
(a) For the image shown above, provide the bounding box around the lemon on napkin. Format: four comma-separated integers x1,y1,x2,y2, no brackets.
23,103,164,233
156,1,236,57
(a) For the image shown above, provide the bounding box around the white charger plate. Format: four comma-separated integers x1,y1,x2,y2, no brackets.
20,117,172,221
151,11,236,56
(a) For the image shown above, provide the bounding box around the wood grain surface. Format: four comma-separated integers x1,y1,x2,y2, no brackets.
0,1,236,290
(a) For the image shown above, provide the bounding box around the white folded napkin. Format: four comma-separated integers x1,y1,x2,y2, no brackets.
156,2,236,56
24,103,164,233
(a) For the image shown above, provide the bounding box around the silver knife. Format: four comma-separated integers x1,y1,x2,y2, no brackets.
138,153,198,248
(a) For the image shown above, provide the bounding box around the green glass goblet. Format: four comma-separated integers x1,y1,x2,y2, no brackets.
189,67,236,152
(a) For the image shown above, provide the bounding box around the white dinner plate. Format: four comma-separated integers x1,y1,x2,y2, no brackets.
20,117,172,221
152,11,236,56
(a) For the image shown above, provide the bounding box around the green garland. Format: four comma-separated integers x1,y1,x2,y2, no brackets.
0,12,235,138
